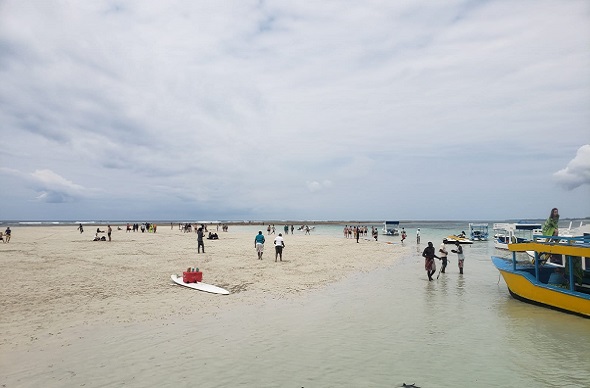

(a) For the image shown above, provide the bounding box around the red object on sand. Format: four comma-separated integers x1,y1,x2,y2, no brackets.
183,271,203,283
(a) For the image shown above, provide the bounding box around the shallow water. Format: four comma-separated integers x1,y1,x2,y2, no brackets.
4,223,590,387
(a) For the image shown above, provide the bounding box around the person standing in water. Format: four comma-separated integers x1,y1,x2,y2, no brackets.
422,242,439,281
439,240,449,273
452,242,465,274
416,228,421,244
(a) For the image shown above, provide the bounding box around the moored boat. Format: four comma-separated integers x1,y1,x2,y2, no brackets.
382,221,400,236
493,222,542,250
443,234,473,245
491,235,590,318
469,223,489,241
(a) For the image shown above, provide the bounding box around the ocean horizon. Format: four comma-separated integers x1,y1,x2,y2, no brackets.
2,217,588,227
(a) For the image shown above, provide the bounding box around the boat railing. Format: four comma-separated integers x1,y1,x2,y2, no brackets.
508,236,590,292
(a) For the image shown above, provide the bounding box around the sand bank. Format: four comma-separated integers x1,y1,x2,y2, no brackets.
0,225,409,350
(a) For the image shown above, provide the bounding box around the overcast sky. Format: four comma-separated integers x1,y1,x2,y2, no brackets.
1,1,589,222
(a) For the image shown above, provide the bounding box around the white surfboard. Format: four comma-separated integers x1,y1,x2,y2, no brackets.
170,274,230,295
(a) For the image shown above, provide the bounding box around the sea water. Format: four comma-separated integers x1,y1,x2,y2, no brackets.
4,222,589,387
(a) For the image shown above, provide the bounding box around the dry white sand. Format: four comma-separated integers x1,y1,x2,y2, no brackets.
0,225,409,352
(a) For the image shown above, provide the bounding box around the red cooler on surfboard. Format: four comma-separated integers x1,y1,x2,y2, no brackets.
183,271,202,283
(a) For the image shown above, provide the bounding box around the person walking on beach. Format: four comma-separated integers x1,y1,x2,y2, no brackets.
422,241,439,281
77,223,84,234
255,231,265,260
416,228,421,244
274,233,285,262
197,227,205,253
401,228,407,243
107,225,112,242
4,227,11,243
451,242,464,274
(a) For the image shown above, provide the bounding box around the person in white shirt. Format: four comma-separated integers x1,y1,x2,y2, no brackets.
274,233,285,262
439,241,449,273
416,228,421,244
452,242,465,274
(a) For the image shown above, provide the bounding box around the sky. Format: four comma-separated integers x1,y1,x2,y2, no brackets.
1,1,589,222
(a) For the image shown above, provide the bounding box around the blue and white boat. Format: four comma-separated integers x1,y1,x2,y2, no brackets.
469,223,489,241
382,221,400,236
493,222,542,250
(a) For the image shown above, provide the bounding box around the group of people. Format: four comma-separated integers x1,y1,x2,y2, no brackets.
343,225,369,240
92,225,113,242
267,224,298,235
422,240,465,281
255,231,285,262
82,222,160,242
0,227,11,243
127,223,156,233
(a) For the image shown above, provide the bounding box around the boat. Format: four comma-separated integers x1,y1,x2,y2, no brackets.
469,223,489,241
443,231,473,245
493,222,542,250
382,221,400,236
491,234,590,318
526,221,590,261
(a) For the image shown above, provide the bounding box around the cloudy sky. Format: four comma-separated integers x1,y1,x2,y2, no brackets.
1,1,589,222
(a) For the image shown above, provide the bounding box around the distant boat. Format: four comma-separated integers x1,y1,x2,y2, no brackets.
493,222,542,250
491,234,590,318
469,223,489,241
443,235,473,245
382,221,400,236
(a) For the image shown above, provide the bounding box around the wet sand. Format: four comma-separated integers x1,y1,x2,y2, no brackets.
0,225,407,351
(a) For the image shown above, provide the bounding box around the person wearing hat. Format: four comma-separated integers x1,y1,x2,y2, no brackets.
274,233,285,262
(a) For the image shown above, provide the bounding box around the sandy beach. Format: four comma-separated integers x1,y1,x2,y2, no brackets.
0,224,407,351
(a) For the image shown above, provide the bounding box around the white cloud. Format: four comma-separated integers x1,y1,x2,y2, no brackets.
0,168,97,204
0,1,589,220
306,180,333,193
554,145,590,190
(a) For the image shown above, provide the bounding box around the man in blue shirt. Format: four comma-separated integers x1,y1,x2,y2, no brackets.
255,231,265,260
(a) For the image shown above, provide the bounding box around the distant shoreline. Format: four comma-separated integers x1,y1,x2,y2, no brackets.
2,218,588,227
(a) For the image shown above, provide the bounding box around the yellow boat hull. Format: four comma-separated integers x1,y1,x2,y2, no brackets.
498,269,590,318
